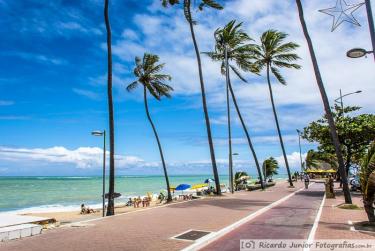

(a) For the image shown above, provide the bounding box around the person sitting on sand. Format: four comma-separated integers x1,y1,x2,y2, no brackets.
126,198,133,207
80,204,86,214
81,204,95,214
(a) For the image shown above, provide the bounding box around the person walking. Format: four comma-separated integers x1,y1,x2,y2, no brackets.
304,174,310,189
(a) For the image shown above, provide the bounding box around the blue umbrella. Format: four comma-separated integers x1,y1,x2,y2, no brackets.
204,178,215,184
175,184,191,191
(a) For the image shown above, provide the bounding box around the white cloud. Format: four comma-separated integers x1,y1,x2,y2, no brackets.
5,52,67,65
275,151,307,169
72,88,101,100
0,146,147,169
0,100,14,106
112,0,374,113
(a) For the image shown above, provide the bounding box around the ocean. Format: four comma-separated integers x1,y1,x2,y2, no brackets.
0,174,288,213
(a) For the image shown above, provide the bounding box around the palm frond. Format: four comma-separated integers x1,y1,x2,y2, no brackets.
161,0,180,7
153,81,174,98
274,53,301,62
271,66,286,85
273,60,301,69
274,42,300,54
146,84,161,100
202,51,223,61
126,81,139,92
198,0,223,10
230,65,247,83
152,74,172,81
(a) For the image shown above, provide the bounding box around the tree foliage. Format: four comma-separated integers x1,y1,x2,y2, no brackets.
161,0,222,25
302,105,375,173
252,29,301,85
305,149,337,169
359,141,375,222
262,157,279,179
127,53,173,100
203,20,259,78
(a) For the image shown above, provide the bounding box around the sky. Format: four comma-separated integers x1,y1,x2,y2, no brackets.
0,0,374,176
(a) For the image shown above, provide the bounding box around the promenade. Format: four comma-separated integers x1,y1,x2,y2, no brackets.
0,181,304,251
200,182,324,250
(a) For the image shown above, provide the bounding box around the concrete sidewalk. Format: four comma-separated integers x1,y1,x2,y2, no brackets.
200,183,324,251
0,181,303,251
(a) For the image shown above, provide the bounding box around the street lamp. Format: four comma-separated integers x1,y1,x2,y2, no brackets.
229,153,239,193
334,89,362,113
91,130,106,217
346,48,374,59
296,129,304,173
345,0,375,61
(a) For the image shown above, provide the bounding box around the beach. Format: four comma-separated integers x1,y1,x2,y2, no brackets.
0,176,288,225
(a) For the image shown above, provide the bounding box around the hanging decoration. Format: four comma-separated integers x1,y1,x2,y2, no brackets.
319,0,365,31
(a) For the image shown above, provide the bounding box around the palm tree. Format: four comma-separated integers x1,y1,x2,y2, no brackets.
252,30,301,187
262,157,279,180
295,0,352,204
104,0,115,216
234,171,249,190
305,150,320,169
204,20,265,189
360,141,375,222
127,53,173,202
161,0,223,194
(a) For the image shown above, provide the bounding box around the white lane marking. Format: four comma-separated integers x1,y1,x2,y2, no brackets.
303,191,326,251
181,184,312,251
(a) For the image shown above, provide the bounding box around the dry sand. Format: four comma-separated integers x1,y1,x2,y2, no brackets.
22,201,165,224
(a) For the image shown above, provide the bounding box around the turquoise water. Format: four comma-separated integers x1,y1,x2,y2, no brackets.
0,174,287,213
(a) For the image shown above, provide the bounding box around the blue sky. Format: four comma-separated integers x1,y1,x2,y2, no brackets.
0,0,374,176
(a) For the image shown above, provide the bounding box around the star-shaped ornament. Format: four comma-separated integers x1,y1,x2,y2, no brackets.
319,0,365,31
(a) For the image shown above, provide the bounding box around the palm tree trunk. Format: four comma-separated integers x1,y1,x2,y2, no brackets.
224,47,234,193
104,0,115,216
296,0,352,204
185,0,221,195
266,63,293,187
228,74,265,189
143,86,172,202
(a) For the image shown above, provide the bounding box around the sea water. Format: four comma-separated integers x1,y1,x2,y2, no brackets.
0,174,288,213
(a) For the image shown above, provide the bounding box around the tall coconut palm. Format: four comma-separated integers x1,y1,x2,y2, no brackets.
252,30,301,187
161,0,223,194
204,20,265,189
127,53,173,202
295,0,352,204
104,0,115,216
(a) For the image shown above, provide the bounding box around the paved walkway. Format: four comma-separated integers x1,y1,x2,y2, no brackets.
0,181,303,251
201,182,325,251
316,185,375,240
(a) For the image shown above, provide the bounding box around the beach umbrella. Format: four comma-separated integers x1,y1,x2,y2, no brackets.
204,178,215,183
175,184,191,191
191,184,208,189
236,176,250,181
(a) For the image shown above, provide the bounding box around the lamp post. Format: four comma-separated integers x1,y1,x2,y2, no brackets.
334,89,362,114
346,0,375,61
91,130,106,217
231,153,239,193
366,0,375,61
296,129,304,173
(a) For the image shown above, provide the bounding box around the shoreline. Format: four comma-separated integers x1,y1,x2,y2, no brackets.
10,179,289,226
